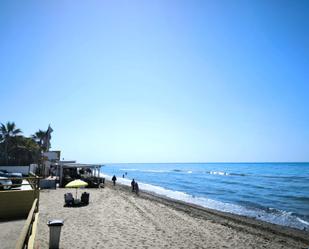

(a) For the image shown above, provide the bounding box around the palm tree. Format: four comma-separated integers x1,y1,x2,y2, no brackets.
0,122,22,164
32,129,47,152
12,136,41,165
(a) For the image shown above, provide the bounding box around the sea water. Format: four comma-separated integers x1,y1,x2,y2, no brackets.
101,163,309,230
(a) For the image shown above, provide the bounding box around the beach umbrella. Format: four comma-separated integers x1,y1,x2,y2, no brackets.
65,179,88,199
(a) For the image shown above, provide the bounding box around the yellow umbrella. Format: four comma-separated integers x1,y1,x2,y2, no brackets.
65,179,88,199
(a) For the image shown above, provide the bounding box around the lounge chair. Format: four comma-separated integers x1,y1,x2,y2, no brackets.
81,192,89,205
64,193,74,206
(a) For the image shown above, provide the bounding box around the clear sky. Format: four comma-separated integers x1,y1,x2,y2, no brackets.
1,1,308,163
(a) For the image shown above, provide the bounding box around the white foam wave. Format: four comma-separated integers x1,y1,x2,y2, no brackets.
210,171,229,176
297,217,309,226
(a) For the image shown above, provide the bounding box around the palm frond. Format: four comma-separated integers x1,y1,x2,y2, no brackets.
13,128,22,135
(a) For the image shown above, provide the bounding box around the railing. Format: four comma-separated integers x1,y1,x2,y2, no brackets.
15,198,39,249
0,177,40,220
0,176,41,248
0,176,41,189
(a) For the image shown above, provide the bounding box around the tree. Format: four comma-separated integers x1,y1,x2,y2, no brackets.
0,122,22,164
0,122,52,166
10,136,41,166
32,129,47,152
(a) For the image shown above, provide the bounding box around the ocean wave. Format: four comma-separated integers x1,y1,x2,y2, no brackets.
120,168,249,177
172,169,182,172
256,175,308,180
297,217,309,226
143,169,171,173
229,173,247,176
120,168,171,173
220,181,239,185
121,168,194,174
209,171,229,176
120,168,140,172
276,195,309,203
207,171,246,176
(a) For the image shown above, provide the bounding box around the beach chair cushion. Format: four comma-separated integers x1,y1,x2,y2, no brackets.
81,192,89,205
64,193,74,206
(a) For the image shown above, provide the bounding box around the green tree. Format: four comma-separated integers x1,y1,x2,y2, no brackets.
0,122,22,164
10,136,41,166
32,129,47,152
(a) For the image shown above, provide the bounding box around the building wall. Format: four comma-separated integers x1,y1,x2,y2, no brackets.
43,151,60,161
0,166,30,175
29,164,38,174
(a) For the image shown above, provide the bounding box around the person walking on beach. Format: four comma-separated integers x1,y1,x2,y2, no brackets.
131,179,135,192
134,181,139,195
112,175,117,186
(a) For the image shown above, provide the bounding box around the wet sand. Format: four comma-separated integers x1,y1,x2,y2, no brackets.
36,182,309,249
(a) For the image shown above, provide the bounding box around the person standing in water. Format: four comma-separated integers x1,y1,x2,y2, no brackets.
112,175,117,186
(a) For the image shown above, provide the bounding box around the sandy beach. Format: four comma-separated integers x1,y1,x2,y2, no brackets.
36,182,309,249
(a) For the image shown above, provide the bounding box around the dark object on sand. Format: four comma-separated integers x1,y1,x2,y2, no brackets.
131,179,135,192
81,192,90,205
64,193,74,206
112,175,117,186
100,178,105,188
64,192,90,207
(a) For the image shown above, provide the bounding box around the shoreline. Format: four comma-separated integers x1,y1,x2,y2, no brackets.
101,163,309,232
36,182,309,248
112,180,309,245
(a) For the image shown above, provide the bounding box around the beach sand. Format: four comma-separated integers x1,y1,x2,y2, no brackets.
36,182,309,249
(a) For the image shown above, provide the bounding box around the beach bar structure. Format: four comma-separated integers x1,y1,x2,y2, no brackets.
59,163,103,187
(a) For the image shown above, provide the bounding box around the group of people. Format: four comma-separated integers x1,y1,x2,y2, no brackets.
111,175,139,195
131,179,139,195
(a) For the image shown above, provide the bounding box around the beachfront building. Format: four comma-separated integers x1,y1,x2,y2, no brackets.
41,150,62,177
58,163,103,187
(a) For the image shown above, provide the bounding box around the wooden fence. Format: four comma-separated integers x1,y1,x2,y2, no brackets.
0,177,40,219
15,198,39,249
0,176,40,249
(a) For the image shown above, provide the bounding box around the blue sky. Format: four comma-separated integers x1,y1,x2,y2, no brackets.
1,1,308,163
